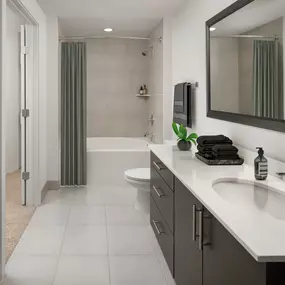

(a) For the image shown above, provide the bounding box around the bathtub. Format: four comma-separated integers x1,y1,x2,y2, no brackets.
87,137,151,185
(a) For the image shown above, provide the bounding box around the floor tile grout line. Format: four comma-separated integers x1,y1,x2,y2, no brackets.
105,206,112,285
51,206,72,285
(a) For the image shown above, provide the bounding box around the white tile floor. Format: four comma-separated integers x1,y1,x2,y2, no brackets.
4,183,175,285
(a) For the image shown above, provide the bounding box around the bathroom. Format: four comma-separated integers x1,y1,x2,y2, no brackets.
59,23,164,187
2,0,285,284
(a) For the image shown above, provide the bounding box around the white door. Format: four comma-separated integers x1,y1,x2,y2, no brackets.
20,25,29,206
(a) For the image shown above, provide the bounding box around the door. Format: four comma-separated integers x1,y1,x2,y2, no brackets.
20,25,29,206
175,178,202,285
203,215,266,285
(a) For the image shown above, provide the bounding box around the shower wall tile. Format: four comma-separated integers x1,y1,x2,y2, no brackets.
148,21,164,143
87,39,149,137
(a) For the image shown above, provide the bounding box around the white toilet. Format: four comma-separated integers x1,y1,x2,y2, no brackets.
124,168,150,214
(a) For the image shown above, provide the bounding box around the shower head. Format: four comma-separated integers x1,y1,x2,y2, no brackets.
142,45,153,57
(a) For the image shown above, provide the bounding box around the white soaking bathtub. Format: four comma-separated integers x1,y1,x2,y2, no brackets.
87,137,151,185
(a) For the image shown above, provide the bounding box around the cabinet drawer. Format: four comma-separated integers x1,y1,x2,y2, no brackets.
150,197,174,276
151,166,174,232
151,152,174,190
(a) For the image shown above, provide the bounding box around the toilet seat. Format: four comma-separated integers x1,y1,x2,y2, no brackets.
124,168,150,183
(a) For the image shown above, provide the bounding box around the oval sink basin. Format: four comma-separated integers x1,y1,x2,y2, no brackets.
213,179,285,220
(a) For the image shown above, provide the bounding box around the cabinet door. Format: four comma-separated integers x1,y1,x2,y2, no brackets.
203,215,266,285
175,178,202,285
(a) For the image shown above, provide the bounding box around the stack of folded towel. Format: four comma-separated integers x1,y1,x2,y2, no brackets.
197,135,240,160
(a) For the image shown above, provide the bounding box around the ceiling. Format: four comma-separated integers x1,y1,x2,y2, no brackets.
211,0,285,37
38,0,185,37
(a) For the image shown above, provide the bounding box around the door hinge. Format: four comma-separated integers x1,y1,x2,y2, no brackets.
21,46,29,55
22,172,30,181
22,109,30,118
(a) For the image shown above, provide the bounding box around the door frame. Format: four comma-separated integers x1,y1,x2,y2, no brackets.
0,0,39,280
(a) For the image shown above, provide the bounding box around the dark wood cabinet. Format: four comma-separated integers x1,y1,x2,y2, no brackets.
150,151,285,285
150,153,175,275
203,215,266,285
151,166,174,232
151,152,174,189
150,197,174,274
175,178,202,285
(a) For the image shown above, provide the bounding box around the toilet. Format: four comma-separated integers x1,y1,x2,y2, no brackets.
124,168,150,214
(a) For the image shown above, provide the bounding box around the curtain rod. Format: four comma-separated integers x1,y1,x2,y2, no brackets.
59,36,163,42
213,35,280,40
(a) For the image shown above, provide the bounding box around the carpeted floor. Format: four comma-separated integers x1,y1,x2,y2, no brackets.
5,170,35,261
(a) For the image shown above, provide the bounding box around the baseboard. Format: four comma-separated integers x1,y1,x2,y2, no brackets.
47,181,61,190
41,181,61,202
41,181,49,202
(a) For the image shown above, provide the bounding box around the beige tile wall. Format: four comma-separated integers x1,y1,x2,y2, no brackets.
87,38,150,137
148,21,164,143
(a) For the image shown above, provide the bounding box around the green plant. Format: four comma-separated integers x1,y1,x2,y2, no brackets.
172,122,198,145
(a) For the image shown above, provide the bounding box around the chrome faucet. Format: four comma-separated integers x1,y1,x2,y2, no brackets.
149,114,155,126
144,132,154,142
276,173,285,181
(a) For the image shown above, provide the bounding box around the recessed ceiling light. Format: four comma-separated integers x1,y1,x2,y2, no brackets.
210,27,216,32
104,28,113,32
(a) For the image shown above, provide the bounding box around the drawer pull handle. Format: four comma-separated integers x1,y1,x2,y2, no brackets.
193,204,197,241
152,220,165,235
193,204,203,245
153,161,162,170
199,210,204,251
153,185,165,198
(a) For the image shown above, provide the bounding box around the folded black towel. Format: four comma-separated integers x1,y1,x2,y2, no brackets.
198,152,239,161
197,152,214,159
197,145,213,154
212,154,240,160
197,135,232,146
212,144,238,155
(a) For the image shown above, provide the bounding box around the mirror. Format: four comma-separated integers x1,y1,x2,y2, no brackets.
206,0,285,132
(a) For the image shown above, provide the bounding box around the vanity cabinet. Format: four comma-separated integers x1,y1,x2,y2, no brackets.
150,152,175,275
203,214,266,285
175,178,202,285
150,151,285,285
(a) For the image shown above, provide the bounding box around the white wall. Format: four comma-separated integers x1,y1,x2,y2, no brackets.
46,16,59,183
86,38,149,137
163,17,173,141
148,21,163,143
5,5,25,173
171,0,285,164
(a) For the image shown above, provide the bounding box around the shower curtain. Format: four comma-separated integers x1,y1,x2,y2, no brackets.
61,42,87,186
253,40,282,119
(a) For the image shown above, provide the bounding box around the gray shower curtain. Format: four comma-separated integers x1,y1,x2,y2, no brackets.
61,42,87,186
253,40,282,119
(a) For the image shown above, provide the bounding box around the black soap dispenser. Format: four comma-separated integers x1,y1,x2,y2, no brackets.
254,147,268,181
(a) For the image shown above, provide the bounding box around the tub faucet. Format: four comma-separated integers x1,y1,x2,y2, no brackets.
144,132,154,142
149,114,155,126
276,172,285,181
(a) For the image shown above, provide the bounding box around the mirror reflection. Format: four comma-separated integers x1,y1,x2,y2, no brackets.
210,0,285,120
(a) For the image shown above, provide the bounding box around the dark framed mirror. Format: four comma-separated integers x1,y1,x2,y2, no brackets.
206,0,285,133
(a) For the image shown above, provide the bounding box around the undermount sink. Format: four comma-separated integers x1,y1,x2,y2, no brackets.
213,178,285,220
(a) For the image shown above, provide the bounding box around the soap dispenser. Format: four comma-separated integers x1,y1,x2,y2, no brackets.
254,147,268,180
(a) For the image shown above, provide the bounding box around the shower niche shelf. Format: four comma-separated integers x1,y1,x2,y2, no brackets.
136,94,151,98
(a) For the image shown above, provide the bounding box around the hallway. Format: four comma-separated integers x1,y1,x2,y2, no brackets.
5,171,35,261
4,182,174,285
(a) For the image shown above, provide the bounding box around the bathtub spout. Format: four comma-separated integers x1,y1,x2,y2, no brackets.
144,132,154,142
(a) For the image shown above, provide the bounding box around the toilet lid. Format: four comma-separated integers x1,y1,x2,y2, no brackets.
124,168,150,182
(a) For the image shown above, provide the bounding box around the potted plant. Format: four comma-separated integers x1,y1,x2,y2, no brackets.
172,122,198,151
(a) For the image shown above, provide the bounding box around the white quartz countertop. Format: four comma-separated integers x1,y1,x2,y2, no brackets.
149,144,285,262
